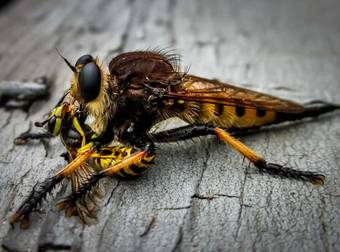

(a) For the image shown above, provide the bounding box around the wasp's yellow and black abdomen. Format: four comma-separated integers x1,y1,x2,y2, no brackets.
93,146,155,178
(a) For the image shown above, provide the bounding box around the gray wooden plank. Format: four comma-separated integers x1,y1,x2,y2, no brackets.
0,0,339,251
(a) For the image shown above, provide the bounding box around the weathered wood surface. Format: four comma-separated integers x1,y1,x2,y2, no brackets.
0,0,339,251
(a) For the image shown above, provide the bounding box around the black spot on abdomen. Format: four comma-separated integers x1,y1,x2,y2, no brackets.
215,104,224,116
256,109,266,117
235,105,245,117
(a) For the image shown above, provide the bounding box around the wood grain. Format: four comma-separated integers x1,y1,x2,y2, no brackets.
0,0,339,251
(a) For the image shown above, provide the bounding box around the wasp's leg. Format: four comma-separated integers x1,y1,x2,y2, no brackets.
56,142,155,221
54,143,96,177
151,125,324,185
14,132,53,145
214,128,325,185
92,146,154,178
10,144,96,228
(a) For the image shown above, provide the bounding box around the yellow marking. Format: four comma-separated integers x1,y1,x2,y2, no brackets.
192,104,278,129
54,105,63,117
55,148,95,177
72,117,86,146
220,108,277,128
103,151,147,176
53,118,62,136
196,103,217,124
123,166,137,175
143,155,155,162
214,127,262,163
78,142,94,154
177,100,185,104
255,111,276,126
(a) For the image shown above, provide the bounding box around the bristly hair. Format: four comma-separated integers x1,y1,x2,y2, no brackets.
56,173,105,224
10,176,63,229
146,47,182,73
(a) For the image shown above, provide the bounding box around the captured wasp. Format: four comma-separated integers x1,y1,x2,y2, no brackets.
10,50,340,228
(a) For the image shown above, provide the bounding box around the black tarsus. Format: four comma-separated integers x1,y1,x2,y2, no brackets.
10,176,63,227
254,160,325,185
14,132,53,145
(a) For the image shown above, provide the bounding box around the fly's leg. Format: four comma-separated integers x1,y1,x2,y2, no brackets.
151,125,215,142
151,125,265,143
9,176,63,229
151,125,324,185
214,128,325,185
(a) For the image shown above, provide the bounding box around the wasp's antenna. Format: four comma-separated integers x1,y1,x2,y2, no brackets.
56,48,76,72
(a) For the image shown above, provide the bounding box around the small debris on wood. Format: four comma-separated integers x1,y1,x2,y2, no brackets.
0,76,49,109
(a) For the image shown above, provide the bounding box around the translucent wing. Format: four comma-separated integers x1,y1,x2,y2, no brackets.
165,75,305,113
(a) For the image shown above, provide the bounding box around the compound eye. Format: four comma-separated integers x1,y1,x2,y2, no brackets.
79,62,101,102
47,117,56,133
76,54,94,67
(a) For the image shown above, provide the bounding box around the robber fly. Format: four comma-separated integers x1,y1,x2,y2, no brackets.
10,50,340,228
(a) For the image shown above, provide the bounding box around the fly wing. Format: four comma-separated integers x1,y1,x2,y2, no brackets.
166,75,305,113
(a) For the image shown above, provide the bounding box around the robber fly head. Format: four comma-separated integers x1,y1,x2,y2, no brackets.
74,54,102,102
57,50,106,103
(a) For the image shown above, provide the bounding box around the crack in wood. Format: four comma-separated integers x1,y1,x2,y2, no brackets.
156,206,191,211
139,216,155,237
171,226,183,252
104,180,120,206
192,193,240,201
235,165,248,240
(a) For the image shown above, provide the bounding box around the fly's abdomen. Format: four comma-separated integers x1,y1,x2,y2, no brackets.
93,146,155,178
164,99,278,129
197,103,277,128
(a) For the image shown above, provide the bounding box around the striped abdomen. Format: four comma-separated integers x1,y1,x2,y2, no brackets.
93,146,155,178
163,99,278,129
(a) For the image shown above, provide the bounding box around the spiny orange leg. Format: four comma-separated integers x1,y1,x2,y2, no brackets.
214,127,325,185
9,145,96,229
56,148,154,222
